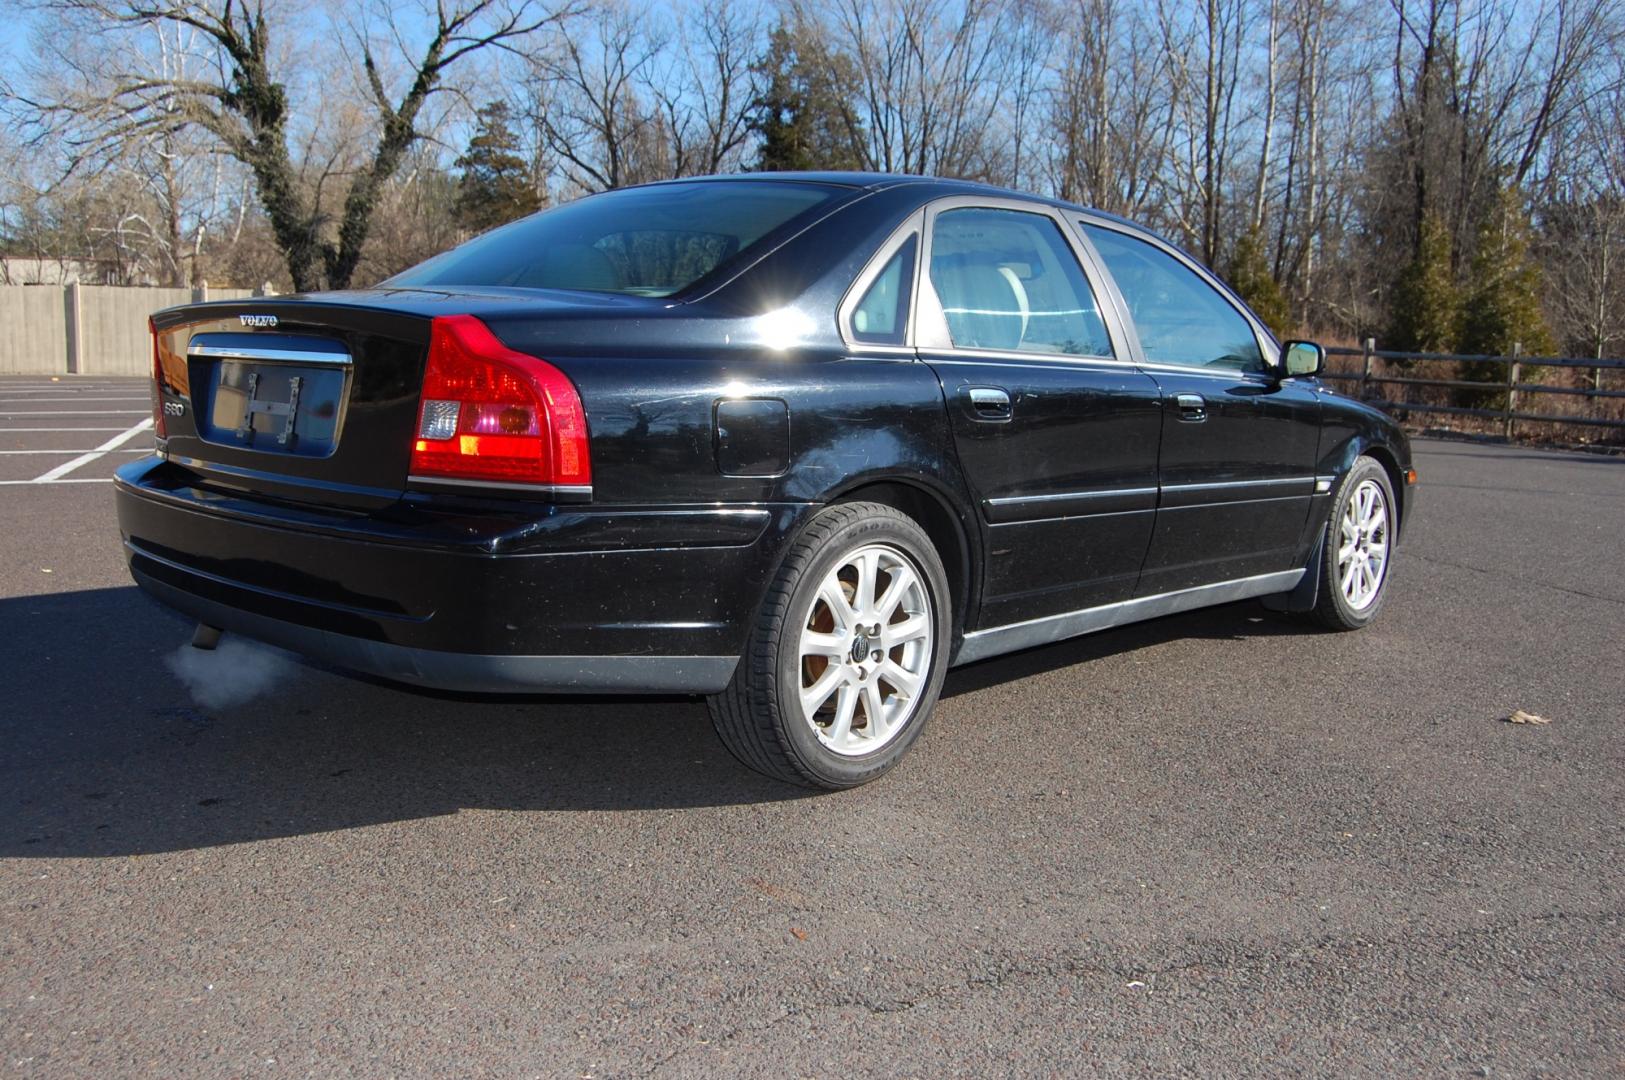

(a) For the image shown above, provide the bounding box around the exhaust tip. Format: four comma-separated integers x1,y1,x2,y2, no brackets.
191,624,223,651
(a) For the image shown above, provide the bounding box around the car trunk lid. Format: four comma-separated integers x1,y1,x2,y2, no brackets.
153,300,433,509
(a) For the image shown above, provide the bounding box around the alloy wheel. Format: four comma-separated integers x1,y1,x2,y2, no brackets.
1337,478,1390,611
797,543,934,756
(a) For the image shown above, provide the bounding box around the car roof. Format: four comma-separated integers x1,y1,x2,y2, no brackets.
644,171,1149,235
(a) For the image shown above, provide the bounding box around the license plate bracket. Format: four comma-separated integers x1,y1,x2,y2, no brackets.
234,371,305,446
197,360,346,458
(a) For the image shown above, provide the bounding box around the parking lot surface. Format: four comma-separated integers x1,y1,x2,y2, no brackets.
2,375,1621,1077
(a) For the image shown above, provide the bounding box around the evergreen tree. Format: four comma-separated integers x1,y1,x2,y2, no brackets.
1388,210,1460,355
455,101,543,236
1227,226,1293,339
1456,188,1555,407
748,27,865,173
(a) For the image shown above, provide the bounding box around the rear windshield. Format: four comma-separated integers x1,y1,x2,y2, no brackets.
386,181,843,298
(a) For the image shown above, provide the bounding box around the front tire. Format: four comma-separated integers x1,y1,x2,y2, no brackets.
1310,456,1397,631
708,502,952,789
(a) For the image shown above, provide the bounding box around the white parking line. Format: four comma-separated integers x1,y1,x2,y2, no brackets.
31,418,155,482
0,448,150,454
0,477,114,485
0,397,150,403
0,426,133,432
0,410,150,416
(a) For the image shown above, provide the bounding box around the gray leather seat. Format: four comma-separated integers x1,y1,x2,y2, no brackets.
931,254,1023,351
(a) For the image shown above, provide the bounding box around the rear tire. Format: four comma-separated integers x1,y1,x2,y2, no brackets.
708,501,952,789
1309,456,1396,631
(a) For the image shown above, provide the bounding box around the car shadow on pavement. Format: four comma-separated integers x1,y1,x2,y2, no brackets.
2,586,813,857
4,585,1306,857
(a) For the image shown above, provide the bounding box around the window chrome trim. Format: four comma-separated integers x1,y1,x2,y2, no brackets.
920,350,1140,371
1133,359,1280,380
915,195,1134,364
837,209,925,351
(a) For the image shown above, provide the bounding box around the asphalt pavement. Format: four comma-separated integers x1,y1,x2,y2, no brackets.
2,376,1621,1077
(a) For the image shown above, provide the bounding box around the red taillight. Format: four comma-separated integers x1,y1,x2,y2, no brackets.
149,316,166,439
410,315,591,490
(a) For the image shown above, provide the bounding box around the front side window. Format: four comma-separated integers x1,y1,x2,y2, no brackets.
1083,224,1266,373
928,208,1113,357
387,181,842,298
850,236,917,346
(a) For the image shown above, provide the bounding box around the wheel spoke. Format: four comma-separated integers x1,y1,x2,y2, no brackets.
884,613,930,648
861,682,887,740
802,630,846,658
873,562,917,621
880,660,922,699
828,682,857,743
818,581,856,632
801,664,844,716
854,550,878,612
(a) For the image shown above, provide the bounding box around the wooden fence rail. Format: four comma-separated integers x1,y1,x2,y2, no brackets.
1322,342,1625,439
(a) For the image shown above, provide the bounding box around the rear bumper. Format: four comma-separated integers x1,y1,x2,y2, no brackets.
115,458,804,694
131,559,737,692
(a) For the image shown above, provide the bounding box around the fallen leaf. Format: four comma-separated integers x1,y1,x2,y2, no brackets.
789,927,808,941
1505,710,1552,725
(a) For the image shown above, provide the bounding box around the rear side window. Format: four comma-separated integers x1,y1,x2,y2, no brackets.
1082,224,1266,373
928,207,1113,357
388,181,842,298
850,236,917,346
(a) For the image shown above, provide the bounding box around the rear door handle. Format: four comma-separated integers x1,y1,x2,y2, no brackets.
1174,393,1207,422
966,386,1012,422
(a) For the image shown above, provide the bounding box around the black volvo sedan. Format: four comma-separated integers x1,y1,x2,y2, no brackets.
116,173,1415,788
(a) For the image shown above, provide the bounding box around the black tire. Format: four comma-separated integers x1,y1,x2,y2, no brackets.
707,501,952,789
1309,456,1397,631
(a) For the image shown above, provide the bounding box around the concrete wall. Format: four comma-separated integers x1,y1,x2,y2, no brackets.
0,287,69,375
0,284,256,375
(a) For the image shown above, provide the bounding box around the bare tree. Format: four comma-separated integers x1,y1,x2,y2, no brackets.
651,0,763,178
1046,0,1179,218
805,0,1014,179
23,0,577,290
529,2,665,193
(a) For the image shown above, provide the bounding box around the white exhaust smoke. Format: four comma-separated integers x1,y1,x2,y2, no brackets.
165,636,298,710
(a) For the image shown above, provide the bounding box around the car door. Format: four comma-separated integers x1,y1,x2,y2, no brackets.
905,198,1163,630
1078,220,1322,597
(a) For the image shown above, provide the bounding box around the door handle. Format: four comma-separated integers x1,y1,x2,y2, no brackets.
965,386,1012,422
1174,393,1207,422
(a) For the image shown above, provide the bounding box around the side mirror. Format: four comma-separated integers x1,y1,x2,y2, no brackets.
1281,340,1325,378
